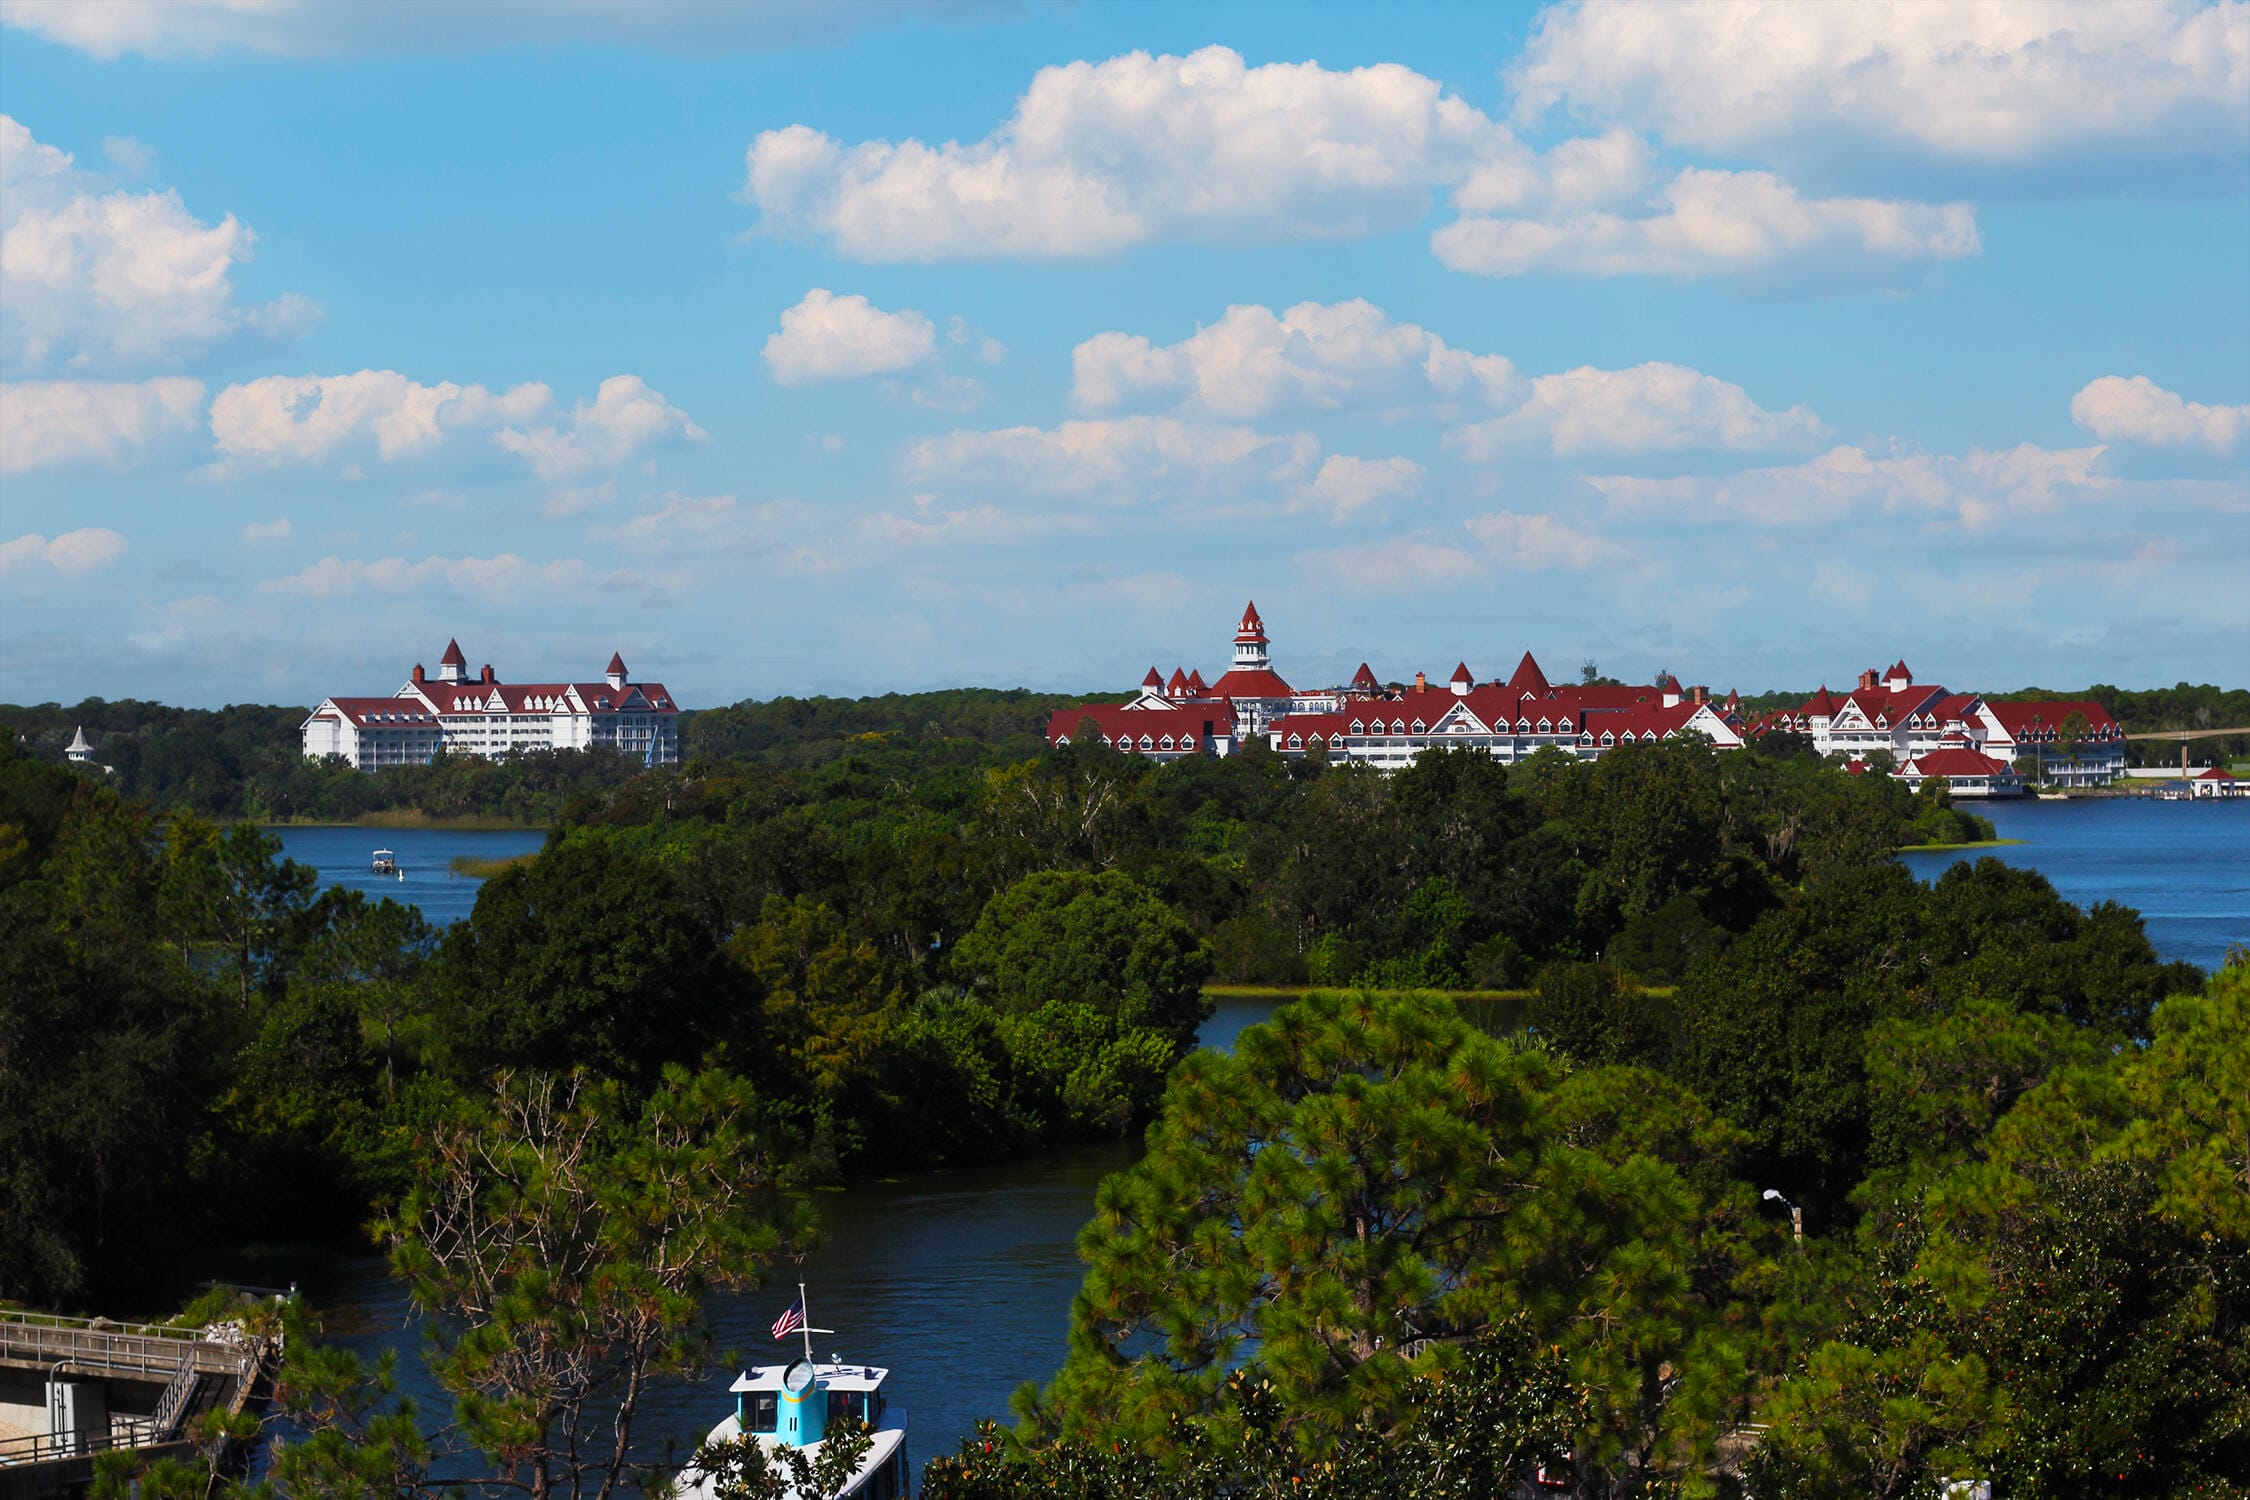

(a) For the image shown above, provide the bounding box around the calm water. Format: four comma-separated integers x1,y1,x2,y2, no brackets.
1897,797,2249,973
271,825,545,926
261,797,2244,1474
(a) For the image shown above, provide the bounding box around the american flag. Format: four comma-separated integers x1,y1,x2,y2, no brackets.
771,1297,804,1342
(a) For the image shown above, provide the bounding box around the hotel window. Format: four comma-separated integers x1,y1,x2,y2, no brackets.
1288,734,1302,749
1601,732,1615,746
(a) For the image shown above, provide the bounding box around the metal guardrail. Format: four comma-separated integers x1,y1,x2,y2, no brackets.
0,1311,248,1377
150,1354,200,1436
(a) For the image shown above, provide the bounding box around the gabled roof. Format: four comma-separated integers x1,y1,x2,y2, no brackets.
2194,767,2237,781
1983,700,2120,737
1902,748,2012,778
439,638,466,667
1048,704,1227,750
1505,651,1551,698
1888,659,1912,679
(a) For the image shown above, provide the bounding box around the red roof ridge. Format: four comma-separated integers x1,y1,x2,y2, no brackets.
439,638,466,666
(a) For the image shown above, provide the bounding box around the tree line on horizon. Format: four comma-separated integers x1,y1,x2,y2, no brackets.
3,718,2241,1496
5,677,2245,824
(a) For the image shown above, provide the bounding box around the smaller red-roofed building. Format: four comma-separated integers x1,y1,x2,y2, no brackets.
1896,748,2023,797
2191,767,2247,799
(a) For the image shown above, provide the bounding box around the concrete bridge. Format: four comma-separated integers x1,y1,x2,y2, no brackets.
2123,726,2250,776
0,1310,271,1497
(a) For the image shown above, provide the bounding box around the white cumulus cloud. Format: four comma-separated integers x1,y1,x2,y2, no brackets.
1464,509,1631,570
1293,455,1424,523
259,552,598,600
240,517,292,545
1511,0,2250,191
0,0,973,57
0,376,202,473
210,369,551,465
905,416,1319,504
743,46,1509,260
2070,375,2248,452
1586,441,2132,530
209,370,701,481
494,375,707,481
0,526,128,577
1072,299,1521,419
1446,362,1826,458
1,114,317,371
763,288,937,384
1433,167,1978,282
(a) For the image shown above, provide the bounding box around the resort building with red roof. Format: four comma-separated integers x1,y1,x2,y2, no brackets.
1757,660,2126,792
1046,604,1746,769
301,639,680,770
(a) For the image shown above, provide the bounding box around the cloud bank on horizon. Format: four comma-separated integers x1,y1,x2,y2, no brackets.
0,0,2245,707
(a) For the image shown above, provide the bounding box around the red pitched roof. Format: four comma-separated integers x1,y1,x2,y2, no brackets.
1207,666,1293,698
1450,661,1473,684
1186,668,1208,692
1166,667,1189,694
1349,662,1380,692
1047,704,1226,751
439,638,466,667
607,651,628,675
1903,748,2013,778
1234,600,1267,642
1505,651,1550,698
2194,767,2237,781
1142,667,1164,689
1888,659,1911,680
1984,700,2120,738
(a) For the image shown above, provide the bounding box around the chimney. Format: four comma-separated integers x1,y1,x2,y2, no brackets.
1414,670,1427,692
412,664,425,685
1858,668,1879,691
481,664,495,684
1694,684,1707,704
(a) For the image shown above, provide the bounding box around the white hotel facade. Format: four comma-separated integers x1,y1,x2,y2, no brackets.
301,639,681,770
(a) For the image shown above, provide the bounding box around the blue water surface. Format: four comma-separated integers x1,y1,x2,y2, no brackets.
1897,796,2249,973
270,824,545,926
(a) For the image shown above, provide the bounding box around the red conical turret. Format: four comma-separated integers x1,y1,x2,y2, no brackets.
1234,600,1267,644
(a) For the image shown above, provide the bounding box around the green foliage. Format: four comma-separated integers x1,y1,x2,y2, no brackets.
952,869,1212,1046
925,1331,1577,1499
381,1067,810,1499
1530,960,1671,1067
1034,990,1757,1490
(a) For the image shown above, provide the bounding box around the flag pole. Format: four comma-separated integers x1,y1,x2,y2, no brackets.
799,1282,815,1369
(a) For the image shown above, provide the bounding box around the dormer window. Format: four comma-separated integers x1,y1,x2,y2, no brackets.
1159,735,1174,750
1410,720,1426,734
1288,733,1303,749
1139,734,1155,749
1349,720,1364,735
1601,731,1615,746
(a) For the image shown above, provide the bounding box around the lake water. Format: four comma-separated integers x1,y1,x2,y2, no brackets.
263,796,2245,1474
1897,796,2249,973
270,824,545,926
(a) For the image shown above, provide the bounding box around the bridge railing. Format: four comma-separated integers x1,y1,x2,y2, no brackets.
0,1310,249,1378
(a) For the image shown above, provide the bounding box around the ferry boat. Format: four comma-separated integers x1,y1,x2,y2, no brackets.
677,1288,908,1500
371,848,400,876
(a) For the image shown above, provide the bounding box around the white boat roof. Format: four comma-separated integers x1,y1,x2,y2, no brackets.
730,1361,889,1394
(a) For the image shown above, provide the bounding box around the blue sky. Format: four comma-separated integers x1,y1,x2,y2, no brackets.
2,0,2245,709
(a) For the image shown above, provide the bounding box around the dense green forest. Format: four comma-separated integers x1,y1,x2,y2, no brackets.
5,720,2240,1497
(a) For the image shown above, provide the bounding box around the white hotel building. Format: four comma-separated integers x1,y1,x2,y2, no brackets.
301,639,681,770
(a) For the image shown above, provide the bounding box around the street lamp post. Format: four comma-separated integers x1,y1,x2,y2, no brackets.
1763,1188,1803,1248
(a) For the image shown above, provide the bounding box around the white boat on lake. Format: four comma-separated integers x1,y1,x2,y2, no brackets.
676,1287,908,1500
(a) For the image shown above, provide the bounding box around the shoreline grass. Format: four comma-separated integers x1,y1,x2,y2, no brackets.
1204,983,1675,1003
1897,837,2029,853
264,812,542,831
450,852,538,878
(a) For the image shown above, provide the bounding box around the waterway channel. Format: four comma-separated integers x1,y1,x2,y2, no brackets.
260,798,2246,1468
